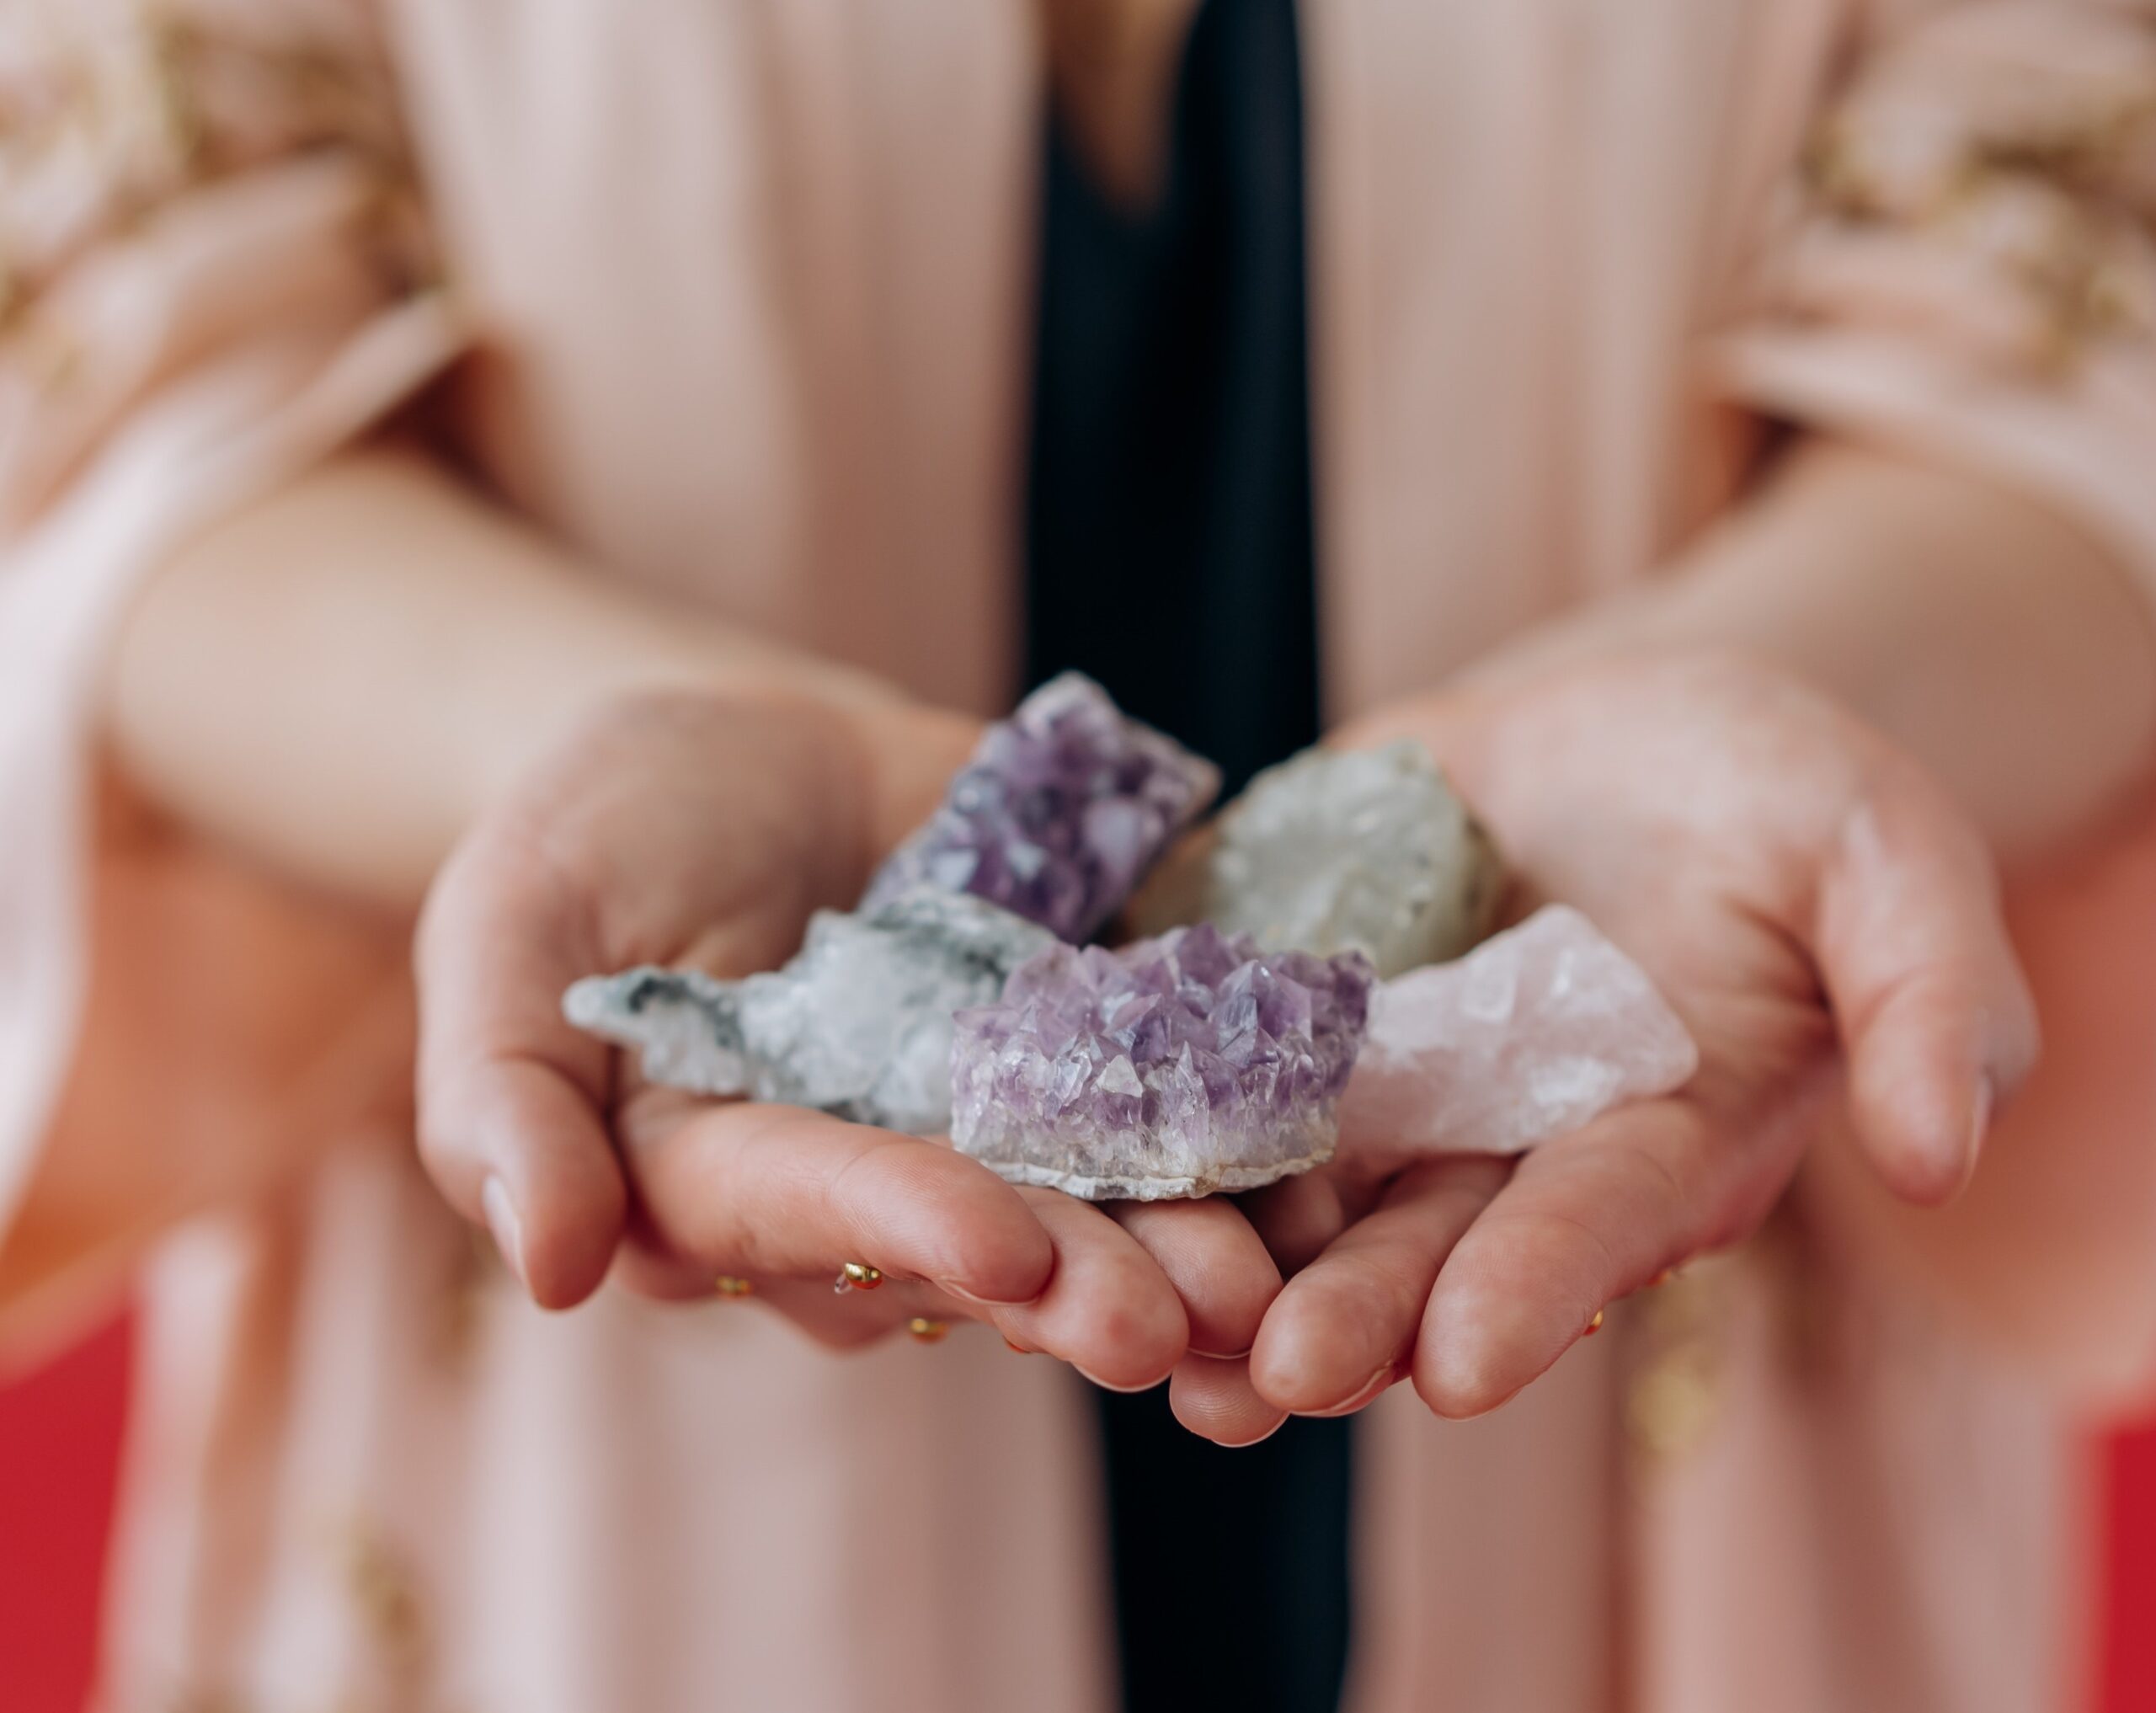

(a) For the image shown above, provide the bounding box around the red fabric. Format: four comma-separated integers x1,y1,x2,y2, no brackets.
0,1316,129,1713
0,1313,2153,1712
2100,1418,2156,1713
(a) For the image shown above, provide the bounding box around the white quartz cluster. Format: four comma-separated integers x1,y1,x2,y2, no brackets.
562,889,1054,1135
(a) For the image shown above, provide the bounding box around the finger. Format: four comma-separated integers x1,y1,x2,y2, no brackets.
415,841,627,1309
1250,1156,1507,1415
727,1277,985,1350
623,1262,992,1351
990,1189,1189,1390
1236,1171,1351,1277
1816,774,2040,1204
1107,1197,1282,1358
1169,1356,1289,1448
1414,1100,1718,1418
626,1102,1055,1307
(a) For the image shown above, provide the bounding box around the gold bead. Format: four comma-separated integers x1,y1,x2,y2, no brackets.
906,1317,949,1344
1583,1309,1606,1337
714,1275,754,1298
835,1261,884,1294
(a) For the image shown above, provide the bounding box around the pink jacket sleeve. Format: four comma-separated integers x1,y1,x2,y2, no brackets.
0,0,462,1334
1720,0,2156,583
1721,0,2156,1408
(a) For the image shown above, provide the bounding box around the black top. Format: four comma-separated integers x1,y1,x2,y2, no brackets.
1025,0,1319,796
1022,3,1350,1711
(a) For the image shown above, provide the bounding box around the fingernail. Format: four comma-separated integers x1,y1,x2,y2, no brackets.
1298,1363,1396,1419
1004,1337,1035,1355
1188,1344,1256,1362
482,1176,526,1287
945,1283,1045,1310
1969,1075,1995,1162
1077,1366,1163,1395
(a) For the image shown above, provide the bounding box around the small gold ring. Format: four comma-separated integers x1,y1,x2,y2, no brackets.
714,1275,754,1298
906,1317,949,1344
834,1262,884,1294
1583,1308,1606,1337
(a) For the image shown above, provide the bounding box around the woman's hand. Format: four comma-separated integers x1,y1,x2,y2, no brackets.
414,689,1279,1383
1171,650,2039,1444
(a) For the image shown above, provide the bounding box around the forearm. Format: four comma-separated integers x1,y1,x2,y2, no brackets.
104,446,959,906
1445,440,2156,1393
1467,440,2156,862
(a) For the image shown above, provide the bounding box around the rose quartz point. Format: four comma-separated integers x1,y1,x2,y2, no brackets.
1337,905,1697,1166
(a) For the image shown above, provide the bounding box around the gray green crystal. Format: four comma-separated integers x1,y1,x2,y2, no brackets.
1128,739,1503,977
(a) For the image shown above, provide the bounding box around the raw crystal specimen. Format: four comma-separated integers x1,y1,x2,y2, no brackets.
861,672,1219,943
1336,905,1697,1168
563,889,1055,1135
1128,739,1504,977
950,923,1374,1200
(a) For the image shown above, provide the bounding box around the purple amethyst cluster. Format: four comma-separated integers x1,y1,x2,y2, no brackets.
950,922,1374,1200
860,673,1219,944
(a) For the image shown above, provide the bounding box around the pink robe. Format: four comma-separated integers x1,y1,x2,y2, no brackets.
3,3,2155,1709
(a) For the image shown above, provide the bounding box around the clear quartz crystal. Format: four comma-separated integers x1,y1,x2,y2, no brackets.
563,889,1054,1135
1336,905,1699,1169
950,923,1373,1201
1127,739,1503,977
861,672,1219,943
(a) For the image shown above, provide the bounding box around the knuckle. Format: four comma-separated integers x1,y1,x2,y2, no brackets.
1091,1290,1184,1374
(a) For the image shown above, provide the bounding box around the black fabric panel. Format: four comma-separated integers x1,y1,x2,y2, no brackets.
1024,0,1320,794
1022,2,1350,1710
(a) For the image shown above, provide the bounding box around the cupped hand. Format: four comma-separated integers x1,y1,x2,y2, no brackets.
1172,650,2038,1442
414,688,1279,1384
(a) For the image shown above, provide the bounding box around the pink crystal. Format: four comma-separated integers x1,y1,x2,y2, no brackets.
949,922,1374,1200
1337,905,1697,1167
861,673,1219,944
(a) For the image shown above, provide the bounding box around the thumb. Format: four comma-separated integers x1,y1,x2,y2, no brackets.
415,833,630,1309
1812,768,2039,1206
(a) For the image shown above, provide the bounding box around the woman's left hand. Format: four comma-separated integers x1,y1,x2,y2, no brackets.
1168,649,2040,1446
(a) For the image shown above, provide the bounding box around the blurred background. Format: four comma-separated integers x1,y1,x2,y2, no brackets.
7,4,2156,1710
7,1316,2156,1713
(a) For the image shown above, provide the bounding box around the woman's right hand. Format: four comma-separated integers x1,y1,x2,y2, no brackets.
414,689,1278,1385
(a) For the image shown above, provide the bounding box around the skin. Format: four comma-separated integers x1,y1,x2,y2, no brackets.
413,685,1278,1378
91,442,1286,1380
1168,442,2156,1447
1174,653,2043,1440
82,430,2156,1447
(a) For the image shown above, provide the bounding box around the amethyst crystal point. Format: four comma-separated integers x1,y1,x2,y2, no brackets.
861,672,1220,943
950,922,1374,1201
